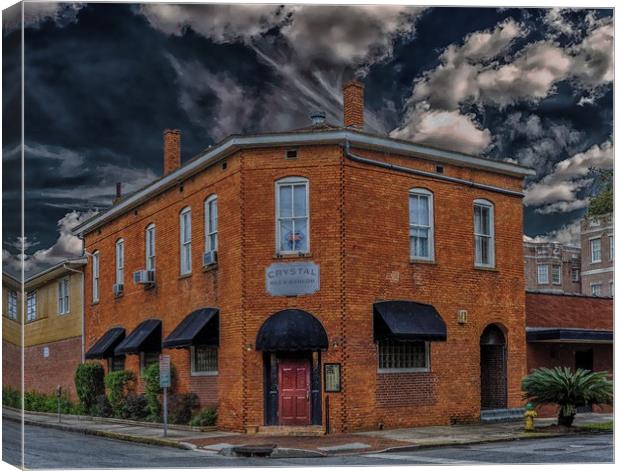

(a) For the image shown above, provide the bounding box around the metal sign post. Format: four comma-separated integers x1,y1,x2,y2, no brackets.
56,385,62,423
159,355,171,437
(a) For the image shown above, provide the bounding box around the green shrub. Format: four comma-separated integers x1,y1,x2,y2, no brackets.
2,386,22,409
522,367,613,427
169,393,199,425
142,363,177,422
124,393,149,421
190,407,217,427
75,363,105,414
22,390,75,414
92,394,113,418
104,370,136,418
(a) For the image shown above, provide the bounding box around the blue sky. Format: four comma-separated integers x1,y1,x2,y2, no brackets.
2,3,613,276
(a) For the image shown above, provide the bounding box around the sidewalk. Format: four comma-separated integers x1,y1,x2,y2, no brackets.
2,407,236,449
4,407,612,458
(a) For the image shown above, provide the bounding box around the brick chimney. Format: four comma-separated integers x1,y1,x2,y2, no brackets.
113,182,122,205
343,80,364,129
163,129,181,175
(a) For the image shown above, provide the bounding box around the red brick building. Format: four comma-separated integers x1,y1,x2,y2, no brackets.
526,291,613,415
73,81,534,432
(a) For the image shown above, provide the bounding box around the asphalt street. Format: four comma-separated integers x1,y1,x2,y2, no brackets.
2,420,614,468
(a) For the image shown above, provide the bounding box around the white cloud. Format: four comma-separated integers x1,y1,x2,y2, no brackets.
3,210,96,277
3,2,85,34
390,103,491,154
524,140,613,213
524,218,582,246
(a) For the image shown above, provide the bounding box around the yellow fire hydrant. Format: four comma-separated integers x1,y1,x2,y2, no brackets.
524,403,537,432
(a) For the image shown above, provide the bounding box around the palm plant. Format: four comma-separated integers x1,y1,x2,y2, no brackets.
522,367,613,427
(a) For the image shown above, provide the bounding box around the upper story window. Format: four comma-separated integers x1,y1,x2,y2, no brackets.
610,281,614,297
591,283,602,297
377,340,429,372
26,291,37,322
609,235,614,261
537,264,549,284
276,177,309,254
180,207,192,274
590,238,602,263
571,267,580,282
145,224,156,271
409,188,434,261
551,265,561,285
92,251,100,303
58,277,70,314
473,199,495,268
204,195,218,253
7,290,17,320
115,239,125,286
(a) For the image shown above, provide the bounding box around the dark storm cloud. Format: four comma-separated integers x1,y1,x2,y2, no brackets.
1,4,614,277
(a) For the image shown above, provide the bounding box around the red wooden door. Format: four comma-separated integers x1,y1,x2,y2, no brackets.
278,359,310,425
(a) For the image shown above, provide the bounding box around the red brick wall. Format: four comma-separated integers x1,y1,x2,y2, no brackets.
526,292,612,330
23,336,81,399
376,372,438,409
2,340,21,392
82,142,526,432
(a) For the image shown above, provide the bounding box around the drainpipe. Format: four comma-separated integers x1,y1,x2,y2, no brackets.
341,140,525,198
63,263,85,362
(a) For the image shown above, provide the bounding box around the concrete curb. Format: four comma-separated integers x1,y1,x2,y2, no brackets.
4,413,185,450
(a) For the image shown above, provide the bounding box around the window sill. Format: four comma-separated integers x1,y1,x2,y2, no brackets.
274,252,312,260
378,368,430,374
178,273,193,280
474,265,498,272
202,263,218,273
410,259,436,265
190,371,218,377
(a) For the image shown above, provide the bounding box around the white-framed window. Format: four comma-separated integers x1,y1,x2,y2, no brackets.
377,340,429,372
609,281,614,297
537,264,549,284
145,224,156,271
473,199,495,268
551,265,561,285
590,238,602,263
571,267,580,282
276,177,309,254
115,239,124,286
180,207,192,274
591,283,602,297
409,188,434,261
92,251,100,303
609,235,614,261
7,290,17,320
140,351,160,374
191,345,218,375
26,291,37,322
58,277,70,314
204,195,218,253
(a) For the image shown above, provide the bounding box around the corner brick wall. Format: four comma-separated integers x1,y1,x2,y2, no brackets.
23,336,82,398
83,141,527,432
2,339,22,392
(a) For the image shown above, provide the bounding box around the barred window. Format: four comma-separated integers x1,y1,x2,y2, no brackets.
377,340,428,371
108,356,125,372
192,345,218,374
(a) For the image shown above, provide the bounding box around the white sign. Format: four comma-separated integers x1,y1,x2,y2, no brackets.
159,354,171,388
266,262,320,296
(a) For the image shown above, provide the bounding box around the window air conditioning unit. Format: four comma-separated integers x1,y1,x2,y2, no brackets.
134,270,155,284
113,284,124,297
203,250,218,267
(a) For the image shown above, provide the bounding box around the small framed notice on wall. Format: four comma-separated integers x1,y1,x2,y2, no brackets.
324,363,341,392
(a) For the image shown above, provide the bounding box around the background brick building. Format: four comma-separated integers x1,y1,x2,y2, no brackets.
523,241,581,294
581,213,614,297
74,81,534,432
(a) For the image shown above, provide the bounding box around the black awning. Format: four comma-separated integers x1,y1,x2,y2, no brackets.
114,319,162,355
163,308,219,349
374,301,447,342
256,309,328,351
85,327,125,359
527,328,613,343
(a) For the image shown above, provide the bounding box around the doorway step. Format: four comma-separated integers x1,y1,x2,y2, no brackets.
254,425,324,436
480,408,524,423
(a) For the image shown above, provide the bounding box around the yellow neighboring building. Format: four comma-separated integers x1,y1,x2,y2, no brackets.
2,271,22,392
2,258,86,398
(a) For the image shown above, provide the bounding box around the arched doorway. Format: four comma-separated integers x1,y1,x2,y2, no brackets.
480,324,507,410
